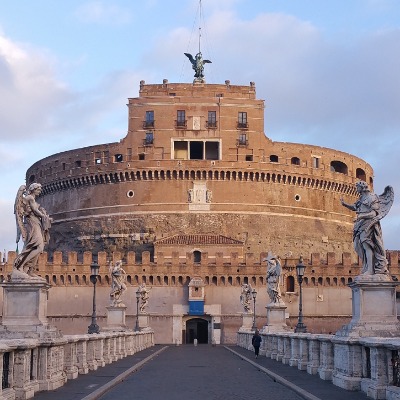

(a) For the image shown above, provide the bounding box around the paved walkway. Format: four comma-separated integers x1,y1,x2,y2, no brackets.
34,345,370,400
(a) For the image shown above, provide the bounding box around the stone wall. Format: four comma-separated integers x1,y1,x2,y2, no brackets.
0,331,154,399
1,250,399,342
237,331,400,400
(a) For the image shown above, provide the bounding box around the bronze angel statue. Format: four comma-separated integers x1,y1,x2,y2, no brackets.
341,182,394,277
184,52,211,81
13,183,52,278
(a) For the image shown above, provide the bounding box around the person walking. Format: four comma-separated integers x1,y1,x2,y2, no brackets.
252,329,262,358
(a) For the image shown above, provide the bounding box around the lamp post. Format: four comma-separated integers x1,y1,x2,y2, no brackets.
251,288,257,330
295,256,307,333
134,287,140,332
88,262,100,334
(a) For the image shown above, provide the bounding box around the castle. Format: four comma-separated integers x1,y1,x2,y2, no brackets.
14,75,389,343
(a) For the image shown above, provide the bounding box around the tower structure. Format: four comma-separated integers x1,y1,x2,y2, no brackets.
26,78,372,260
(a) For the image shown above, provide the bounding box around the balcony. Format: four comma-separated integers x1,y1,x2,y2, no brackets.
206,121,218,129
236,137,248,147
175,120,187,129
237,122,248,129
143,120,155,129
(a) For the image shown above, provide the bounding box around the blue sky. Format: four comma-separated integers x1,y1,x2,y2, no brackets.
1,0,400,254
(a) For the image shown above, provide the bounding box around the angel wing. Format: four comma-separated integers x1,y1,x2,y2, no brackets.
184,53,195,64
203,59,212,64
366,185,394,231
14,185,27,243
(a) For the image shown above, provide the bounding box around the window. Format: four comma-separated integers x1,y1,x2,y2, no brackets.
75,160,81,167
238,112,248,129
173,140,220,160
176,110,186,128
286,276,295,292
270,155,279,163
144,111,154,128
207,111,217,128
193,251,201,263
95,151,102,164
291,157,300,166
139,153,145,160
127,148,132,161
114,154,123,162
312,156,320,168
245,155,253,161
145,132,154,145
103,151,109,164
237,133,247,146
330,160,348,174
356,168,366,181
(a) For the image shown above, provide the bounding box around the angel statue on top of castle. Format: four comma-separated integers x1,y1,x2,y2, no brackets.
184,52,212,82
109,260,127,306
13,183,52,281
340,181,394,280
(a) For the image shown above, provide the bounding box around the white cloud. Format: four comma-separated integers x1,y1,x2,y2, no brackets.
0,34,72,141
75,1,132,25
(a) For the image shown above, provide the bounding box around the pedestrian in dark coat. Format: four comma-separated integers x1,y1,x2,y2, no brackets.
252,330,262,358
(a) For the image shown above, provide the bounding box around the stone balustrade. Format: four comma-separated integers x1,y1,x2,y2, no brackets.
237,331,400,400
0,330,154,400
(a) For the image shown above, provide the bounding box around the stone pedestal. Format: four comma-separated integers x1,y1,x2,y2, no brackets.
333,278,400,393
238,313,254,332
138,313,151,331
0,280,60,339
103,305,128,332
336,279,400,337
262,303,290,333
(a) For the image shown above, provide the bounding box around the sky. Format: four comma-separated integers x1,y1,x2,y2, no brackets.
1,0,400,255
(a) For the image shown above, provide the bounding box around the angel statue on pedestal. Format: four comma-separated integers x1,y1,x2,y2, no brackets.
109,260,127,306
340,181,394,280
264,251,284,305
13,183,52,281
240,283,252,313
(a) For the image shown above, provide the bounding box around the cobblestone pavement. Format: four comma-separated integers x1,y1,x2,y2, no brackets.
34,345,371,400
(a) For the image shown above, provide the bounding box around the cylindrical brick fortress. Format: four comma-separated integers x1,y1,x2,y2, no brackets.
26,80,373,259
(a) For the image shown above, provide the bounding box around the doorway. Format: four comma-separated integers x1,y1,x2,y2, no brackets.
185,318,209,344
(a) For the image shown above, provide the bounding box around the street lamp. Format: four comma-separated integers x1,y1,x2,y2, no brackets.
88,262,100,334
295,256,307,333
134,287,140,332
251,288,257,330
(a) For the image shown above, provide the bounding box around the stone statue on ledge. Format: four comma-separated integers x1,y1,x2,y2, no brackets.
264,251,284,305
240,283,252,313
13,183,52,282
340,181,394,281
109,260,127,306
138,283,151,313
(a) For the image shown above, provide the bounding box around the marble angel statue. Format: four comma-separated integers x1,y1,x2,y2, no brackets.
240,283,252,313
341,182,394,278
13,183,52,280
138,283,151,313
109,260,127,306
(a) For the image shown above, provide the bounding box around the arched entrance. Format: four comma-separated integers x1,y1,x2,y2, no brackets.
185,318,209,344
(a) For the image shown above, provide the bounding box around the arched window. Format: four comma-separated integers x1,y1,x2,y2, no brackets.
291,157,300,166
286,276,295,292
330,161,348,175
193,251,201,263
356,168,366,181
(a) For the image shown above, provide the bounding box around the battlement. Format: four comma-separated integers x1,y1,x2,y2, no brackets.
2,250,399,271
